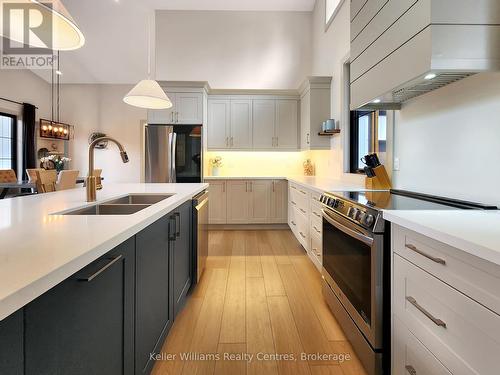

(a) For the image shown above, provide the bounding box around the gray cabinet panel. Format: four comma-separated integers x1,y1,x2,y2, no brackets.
0,310,23,375
25,238,135,375
136,216,173,375
173,201,193,317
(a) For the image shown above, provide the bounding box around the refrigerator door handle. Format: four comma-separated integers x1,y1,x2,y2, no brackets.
171,132,177,183
145,126,153,182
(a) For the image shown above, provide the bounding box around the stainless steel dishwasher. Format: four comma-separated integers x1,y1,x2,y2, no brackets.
192,190,208,283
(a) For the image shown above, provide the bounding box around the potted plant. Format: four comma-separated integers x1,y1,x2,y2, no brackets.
209,156,223,176
40,155,72,173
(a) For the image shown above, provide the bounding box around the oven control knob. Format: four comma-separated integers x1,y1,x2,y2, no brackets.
348,207,359,219
329,199,336,208
363,214,375,226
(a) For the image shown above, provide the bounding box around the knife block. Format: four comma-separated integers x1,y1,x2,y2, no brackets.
365,165,392,190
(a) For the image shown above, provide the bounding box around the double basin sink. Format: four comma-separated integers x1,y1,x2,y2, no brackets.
62,194,173,215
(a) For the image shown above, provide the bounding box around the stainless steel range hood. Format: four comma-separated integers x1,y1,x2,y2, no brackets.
349,0,500,110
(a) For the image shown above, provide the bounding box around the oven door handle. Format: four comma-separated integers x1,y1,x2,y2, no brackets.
322,209,374,246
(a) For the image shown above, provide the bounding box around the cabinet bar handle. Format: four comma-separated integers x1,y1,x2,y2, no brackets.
171,112,174,123
272,181,275,192
313,212,321,218
291,201,297,205
300,190,306,195
306,133,310,144
223,182,225,193
175,212,181,238
291,221,296,226
176,112,179,123
313,226,320,234
405,365,417,375
230,137,234,147
299,231,306,239
300,208,306,214
78,255,122,282
405,244,446,265
406,296,447,328
313,248,320,256
276,137,278,147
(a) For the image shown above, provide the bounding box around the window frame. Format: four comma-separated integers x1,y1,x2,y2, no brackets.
325,0,346,31
0,112,18,172
349,110,387,174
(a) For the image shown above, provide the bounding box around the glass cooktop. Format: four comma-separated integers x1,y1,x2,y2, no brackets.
331,190,497,211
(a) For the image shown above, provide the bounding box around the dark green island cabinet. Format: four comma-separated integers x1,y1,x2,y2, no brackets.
0,200,193,375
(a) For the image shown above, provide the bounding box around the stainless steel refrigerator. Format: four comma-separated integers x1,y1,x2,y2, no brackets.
145,125,203,183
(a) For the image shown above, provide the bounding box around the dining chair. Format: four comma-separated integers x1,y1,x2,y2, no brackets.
56,170,79,191
35,170,57,193
0,169,17,183
26,168,43,183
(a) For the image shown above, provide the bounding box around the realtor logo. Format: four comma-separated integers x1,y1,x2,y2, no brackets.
1,1,55,69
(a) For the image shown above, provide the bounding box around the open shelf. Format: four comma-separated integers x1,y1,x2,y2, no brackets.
318,130,341,136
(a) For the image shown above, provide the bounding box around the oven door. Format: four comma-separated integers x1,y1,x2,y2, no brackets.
322,208,383,350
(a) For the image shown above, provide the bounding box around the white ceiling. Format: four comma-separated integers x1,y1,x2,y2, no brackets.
34,0,316,84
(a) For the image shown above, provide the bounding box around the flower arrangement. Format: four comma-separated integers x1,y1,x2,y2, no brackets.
40,155,72,173
209,156,223,176
209,156,223,168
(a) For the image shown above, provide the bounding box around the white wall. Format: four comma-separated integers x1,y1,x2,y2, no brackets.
393,72,500,206
61,84,146,183
155,10,312,89
308,0,365,183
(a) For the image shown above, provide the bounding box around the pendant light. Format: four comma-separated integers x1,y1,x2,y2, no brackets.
123,13,172,110
1,0,85,51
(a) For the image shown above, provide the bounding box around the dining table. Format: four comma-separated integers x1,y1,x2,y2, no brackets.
0,177,88,199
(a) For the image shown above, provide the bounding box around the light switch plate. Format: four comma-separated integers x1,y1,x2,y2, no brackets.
394,157,400,171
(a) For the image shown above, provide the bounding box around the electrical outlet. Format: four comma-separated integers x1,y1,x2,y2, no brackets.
394,157,400,171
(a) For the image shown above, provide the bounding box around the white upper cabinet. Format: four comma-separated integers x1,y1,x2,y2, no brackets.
176,93,203,124
230,100,253,149
208,99,231,149
208,95,299,151
253,99,276,149
299,77,332,150
147,91,175,124
148,91,203,125
275,100,298,150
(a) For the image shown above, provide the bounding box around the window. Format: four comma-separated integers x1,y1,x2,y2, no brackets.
325,0,343,28
0,113,17,171
349,110,387,173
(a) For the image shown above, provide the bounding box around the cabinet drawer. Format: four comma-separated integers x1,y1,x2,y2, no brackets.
310,201,323,222
393,224,500,314
310,191,322,204
310,231,322,261
288,203,298,234
294,207,309,250
394,254,500,375
289,187,309,216
310,216,322,238
393,316,451,375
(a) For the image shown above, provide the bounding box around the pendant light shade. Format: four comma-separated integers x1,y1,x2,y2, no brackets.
1,0,85,51
123,79,173,109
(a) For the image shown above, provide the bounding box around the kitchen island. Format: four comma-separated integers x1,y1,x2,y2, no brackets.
0,182,208,375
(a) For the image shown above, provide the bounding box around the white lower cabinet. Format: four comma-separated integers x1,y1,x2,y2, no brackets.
392,225,500,375
226,181,251,224
208,181,227,224
288,182,323,270
393,317,451,375
208,179,288,225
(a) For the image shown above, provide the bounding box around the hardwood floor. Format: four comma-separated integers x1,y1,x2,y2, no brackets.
152,230,368,375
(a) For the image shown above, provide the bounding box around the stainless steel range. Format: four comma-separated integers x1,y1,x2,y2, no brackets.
319,190,497,375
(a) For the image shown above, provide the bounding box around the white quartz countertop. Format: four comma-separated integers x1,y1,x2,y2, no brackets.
383,210,500,266
204,175,371,194
0,183,208,321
